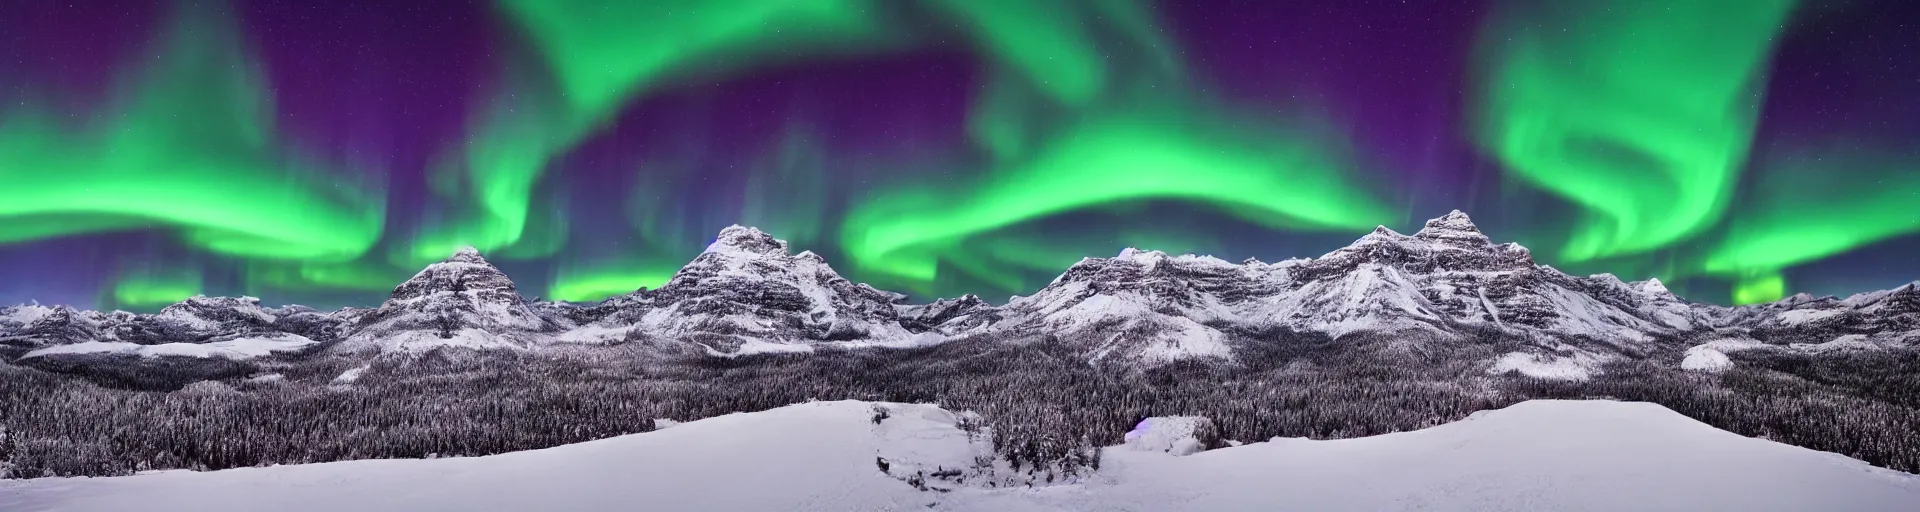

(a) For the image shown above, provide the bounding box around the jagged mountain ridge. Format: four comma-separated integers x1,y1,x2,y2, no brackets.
0,297,346,351
562,225,924,354
2,212,1915,373
923,212,1717,367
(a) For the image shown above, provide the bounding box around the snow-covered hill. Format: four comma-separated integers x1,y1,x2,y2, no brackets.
4,399,1915,512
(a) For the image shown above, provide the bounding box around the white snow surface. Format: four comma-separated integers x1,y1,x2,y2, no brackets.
5,399,1918,512
1681,346,1734,373
1681,338,1773,372
1777,308,1846,325
1790,334,1890,354
552,324,632,345
1034,289,1235,364
710,338,817,357
1,304,54,326
19,334,318,361
354,328,523,353
1124,416,1213,456
1487,351,1608,381
634,226,914,346
330,365,370,384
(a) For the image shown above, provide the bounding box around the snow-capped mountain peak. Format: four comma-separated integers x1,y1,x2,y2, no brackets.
1639,277,1673,297
449,245,485,262
1412,209,1491,246
340,247,554,353
706,224,789,257
573,226,913,353
388,246,518,303
982,211,1728,368
5,212,1914,374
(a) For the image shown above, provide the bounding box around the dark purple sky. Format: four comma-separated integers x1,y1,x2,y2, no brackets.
2,0,1916,309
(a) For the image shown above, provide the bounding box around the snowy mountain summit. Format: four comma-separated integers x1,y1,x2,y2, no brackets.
568,225,917,354
3,211,1915,375
338,246,557,353
955,210,1717,370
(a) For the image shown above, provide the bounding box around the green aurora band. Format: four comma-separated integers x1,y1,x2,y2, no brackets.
1731,271,1787,306
410,0,898,263
1704,149,1920,303
1475,0,1796,262
549,262,682,303
737,125,832,248
111,270,204,310
245,260,415,295
524,0,1214,300
6,0,1911,308
0,3,385,263
436,0,1176,260
842,105,1394,288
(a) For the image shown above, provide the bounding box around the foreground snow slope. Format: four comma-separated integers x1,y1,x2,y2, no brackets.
1091,400,1920,511
4,400,1917,512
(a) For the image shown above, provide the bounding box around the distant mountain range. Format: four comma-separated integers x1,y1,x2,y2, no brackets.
3,211,1915,381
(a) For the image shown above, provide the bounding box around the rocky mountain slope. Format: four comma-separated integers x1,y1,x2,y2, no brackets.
563,225,921,354
333,247,560,353
943,211,1718,368
2,213,1914,377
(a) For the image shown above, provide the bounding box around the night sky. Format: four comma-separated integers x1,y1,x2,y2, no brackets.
2,0,1917,311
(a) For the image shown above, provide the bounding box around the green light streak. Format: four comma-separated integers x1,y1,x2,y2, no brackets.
246,260,412,293
442,0,1183,266
112,272,203,310
1732,271,1785,305
418,0,894,259
922,224,1222,297
843,106,1393,284
1703,149,1920,276
739,125,830,247
926,0,1104,107
549,263,680,302
497,0,886,121
1475,0,1795,261
0,3,385,262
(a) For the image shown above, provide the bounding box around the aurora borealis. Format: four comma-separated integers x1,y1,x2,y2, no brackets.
2,0,1917,310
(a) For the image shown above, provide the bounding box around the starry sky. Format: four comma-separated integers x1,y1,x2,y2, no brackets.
2,0,1917,311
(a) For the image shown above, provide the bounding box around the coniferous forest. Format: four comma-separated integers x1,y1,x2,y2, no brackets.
2,330,1917,479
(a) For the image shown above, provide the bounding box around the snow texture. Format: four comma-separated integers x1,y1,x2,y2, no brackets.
983,210,1740,366
1681,346,1734,373
20,334,317,361
1778,308,1845,325
330,365,370,384
337,247,556,353
1124,416,1214,456
6,213,1918,369
1487,351,1607,381
578,225,915,355
1,304,54,326
4,400,1917,512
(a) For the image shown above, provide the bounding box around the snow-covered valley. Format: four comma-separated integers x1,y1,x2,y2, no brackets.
4,399,1916,512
